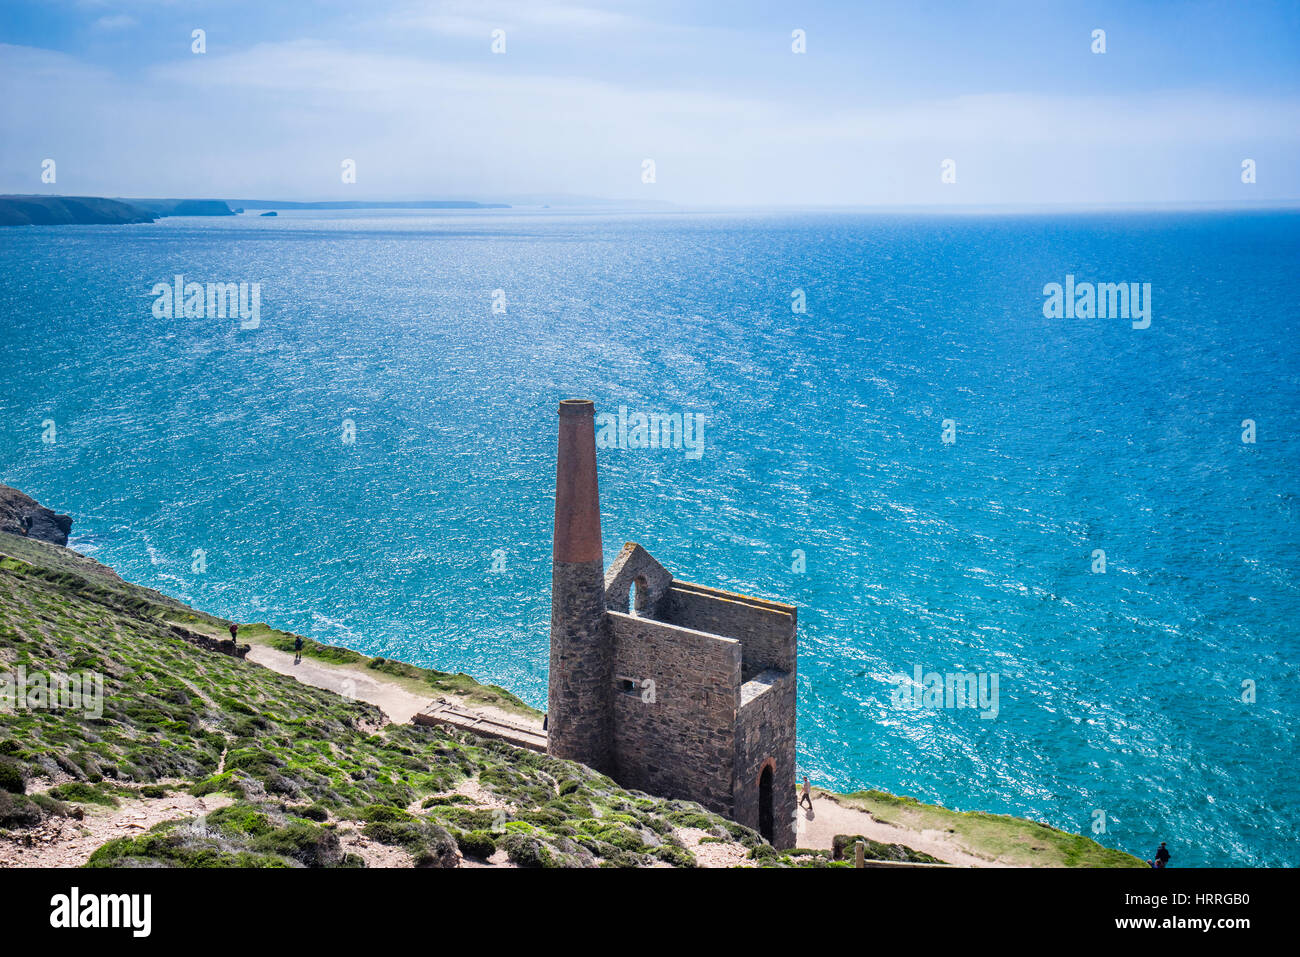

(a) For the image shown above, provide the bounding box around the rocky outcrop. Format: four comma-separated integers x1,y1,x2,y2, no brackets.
0,485,73,545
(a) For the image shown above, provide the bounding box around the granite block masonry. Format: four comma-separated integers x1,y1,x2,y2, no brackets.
546,399,798,848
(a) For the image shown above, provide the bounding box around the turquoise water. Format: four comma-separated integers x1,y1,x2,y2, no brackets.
1,208,1296,866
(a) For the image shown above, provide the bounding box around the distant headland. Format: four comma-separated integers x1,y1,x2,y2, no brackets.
0,196,158,226
0,195,511,226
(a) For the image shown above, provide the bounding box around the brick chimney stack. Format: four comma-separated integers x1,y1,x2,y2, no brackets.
546,399,612,772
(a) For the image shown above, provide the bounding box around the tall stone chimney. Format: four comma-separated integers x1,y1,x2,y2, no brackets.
547,399,612,772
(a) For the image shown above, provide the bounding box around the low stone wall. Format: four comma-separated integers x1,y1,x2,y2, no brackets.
414,700,548,753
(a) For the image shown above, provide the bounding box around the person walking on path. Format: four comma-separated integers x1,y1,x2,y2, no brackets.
799,775,814,810
228,623,238,643
293,635,304,664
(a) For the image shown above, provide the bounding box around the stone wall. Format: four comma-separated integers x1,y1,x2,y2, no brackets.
547,557,613,773
734,669,798,848
666,583,796,681
603,543,673,617
607,611,740,815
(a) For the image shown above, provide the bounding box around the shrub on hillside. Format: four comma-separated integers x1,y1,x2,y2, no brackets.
0,791,42,827
0,758,25,794
453,829,496,859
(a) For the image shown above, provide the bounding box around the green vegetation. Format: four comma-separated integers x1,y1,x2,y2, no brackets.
832,790,1145,868
238,623,539,718
0,531,755,867
48,782,119,807
0,757,24,793
0,791,44,827
0,527,1138,869
830,833,943,863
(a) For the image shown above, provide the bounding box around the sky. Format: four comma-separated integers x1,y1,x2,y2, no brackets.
1,0,1298,206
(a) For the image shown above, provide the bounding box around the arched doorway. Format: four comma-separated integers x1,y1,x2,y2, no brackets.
758,762,774,844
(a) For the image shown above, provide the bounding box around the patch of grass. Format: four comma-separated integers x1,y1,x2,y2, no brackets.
48,781,119,807
86,821,290,869
191,772,245,799
500,832,555,868
251,821,343,867
207,803,274,837
833,790,1145,868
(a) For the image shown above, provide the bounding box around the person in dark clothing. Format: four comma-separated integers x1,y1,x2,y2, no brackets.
799,775,814,810
228,623,238,643
293,635,304,664
1154,842,1171,868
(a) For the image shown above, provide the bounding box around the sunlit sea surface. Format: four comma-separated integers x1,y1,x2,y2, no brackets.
2,207,1296,866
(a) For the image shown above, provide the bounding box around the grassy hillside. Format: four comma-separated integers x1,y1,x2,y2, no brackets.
0,531,834,867
0,527,1143,868
833,790,1144,868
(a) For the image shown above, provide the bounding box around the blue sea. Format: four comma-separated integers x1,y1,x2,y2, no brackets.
1,208,1296,866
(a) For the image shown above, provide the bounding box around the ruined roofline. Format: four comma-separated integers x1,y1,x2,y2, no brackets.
670,579,797,616
604,541,669,588
740,667,790,708
603,541,673,615
606,609,742,649
605,540,795,617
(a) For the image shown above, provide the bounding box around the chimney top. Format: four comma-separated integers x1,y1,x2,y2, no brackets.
553,399,603,564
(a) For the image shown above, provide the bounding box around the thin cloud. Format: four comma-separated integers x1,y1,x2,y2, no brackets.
93,15,137,31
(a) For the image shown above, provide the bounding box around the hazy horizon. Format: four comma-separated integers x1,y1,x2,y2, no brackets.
2,0,1298,207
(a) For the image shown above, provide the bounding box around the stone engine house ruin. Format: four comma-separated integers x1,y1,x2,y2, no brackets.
547,399,798,848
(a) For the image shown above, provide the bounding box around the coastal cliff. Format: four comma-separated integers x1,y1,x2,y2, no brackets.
0,487,1142,868
0,196,239,226
0,196,156,226
1,195,510,227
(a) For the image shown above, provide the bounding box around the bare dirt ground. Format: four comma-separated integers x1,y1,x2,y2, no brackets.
245,643,539,732
245,644,431,724
339,828,415,868
0,789,234,868
676,827,754,868
795,791,997,867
